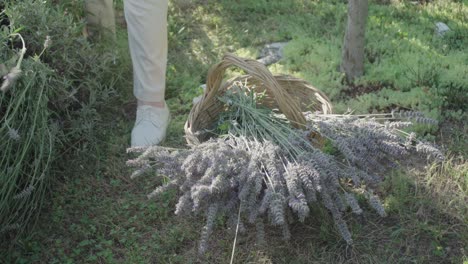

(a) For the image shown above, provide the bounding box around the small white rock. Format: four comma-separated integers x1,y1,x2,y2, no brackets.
435,22,450,37
257,42,289,66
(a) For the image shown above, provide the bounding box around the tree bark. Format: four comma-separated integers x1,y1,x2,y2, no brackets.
340,0,368,82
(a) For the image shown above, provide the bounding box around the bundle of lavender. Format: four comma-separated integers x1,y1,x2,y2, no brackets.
127,84,443,254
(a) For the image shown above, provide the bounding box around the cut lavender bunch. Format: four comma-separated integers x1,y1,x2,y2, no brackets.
128,85,444,254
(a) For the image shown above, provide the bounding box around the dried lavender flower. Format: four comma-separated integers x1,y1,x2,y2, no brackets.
335,217,353,244
255,220,266,245
391,110,438,125
198,203,219,254
128,104,444,253
44,35,51,49
1,67,21,92
367,193,387,217
0,223,20,234
415,142,444,161
8,128,20,141
344,192,363,215
13,185,34,200
130,164,151,179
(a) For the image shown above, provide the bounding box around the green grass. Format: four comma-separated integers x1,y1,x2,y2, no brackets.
1,0,467,263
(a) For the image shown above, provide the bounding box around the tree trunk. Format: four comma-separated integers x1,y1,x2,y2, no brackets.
340,0,368,82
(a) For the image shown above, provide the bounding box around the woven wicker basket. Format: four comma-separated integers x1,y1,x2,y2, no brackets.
184,54,333,145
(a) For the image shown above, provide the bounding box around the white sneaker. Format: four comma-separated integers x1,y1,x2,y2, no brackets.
131,104,170,147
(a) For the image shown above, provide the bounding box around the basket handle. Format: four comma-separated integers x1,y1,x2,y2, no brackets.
204,53,306,128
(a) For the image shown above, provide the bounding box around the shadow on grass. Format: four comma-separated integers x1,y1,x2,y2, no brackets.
2,1,466,263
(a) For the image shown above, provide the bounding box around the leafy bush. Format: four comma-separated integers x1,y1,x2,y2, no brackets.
0,50,56,234
6,0,124,140
434,52,468,112
0,0,125,237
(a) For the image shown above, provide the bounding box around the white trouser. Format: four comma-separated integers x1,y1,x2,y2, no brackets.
86,0,168,103
124,0,168,102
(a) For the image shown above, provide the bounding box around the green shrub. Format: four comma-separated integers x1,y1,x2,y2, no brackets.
434,52,468,112
0,54,56,235
0,0,127,238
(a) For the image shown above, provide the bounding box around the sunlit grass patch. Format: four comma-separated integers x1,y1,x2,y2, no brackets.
2,0,467,263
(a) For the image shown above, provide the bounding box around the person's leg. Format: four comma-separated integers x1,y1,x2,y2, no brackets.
124,0,168,106
124,0,170,147
85,0,116,38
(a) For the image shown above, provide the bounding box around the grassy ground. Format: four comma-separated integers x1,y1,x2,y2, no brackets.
2,0,467,263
